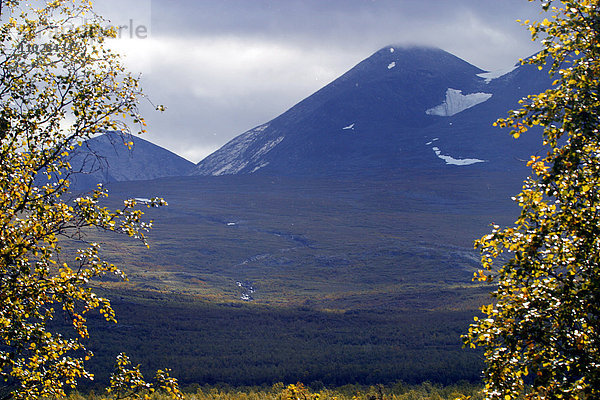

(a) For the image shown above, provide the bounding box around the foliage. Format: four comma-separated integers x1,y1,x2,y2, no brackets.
66,381,484,400
0,1,173,399
280,382,320,400
107,353,182,400
465,1,600,399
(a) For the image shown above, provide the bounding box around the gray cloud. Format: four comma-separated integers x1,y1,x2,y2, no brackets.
99,0,545,162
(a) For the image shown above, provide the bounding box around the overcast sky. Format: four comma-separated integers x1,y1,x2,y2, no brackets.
94,0,545,163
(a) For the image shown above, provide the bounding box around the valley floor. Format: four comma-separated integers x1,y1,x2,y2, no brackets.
69,172,525,387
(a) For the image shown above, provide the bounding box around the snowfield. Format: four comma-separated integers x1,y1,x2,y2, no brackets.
477,65,518,84
426,88,492,117
431,146,486,166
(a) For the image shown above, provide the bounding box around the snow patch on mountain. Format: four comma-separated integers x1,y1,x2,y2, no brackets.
426,88,492,117
431,146,486,166
477,65,518,83
254,124,270,132
213,161,247,176
389,47,394,53
387,62,396,69
250,162,270,173
194,123,283,175
254,136,284,159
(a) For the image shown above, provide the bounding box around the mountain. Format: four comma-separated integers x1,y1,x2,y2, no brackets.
72,46,557,386
192,46,551,176
66,131,195,189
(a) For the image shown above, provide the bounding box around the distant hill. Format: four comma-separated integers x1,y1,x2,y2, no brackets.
192,46,551,176
65,131,195,189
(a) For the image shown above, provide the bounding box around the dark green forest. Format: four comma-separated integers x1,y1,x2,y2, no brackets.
78,288,483,390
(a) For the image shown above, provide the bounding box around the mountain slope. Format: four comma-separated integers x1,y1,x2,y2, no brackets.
66,131,195,189
192,46,551,176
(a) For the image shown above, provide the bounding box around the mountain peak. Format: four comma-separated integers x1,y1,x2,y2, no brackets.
376,44,458,58
192,46,550,177
66,131,195,189
338,45,484,83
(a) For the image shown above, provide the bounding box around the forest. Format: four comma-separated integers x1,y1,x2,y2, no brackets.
77,288,483,390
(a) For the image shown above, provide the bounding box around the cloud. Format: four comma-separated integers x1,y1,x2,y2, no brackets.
149,37,348,100
132,36,363,162
147,0,542,69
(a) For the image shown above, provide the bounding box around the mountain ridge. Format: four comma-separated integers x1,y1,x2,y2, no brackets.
64,46,552,183
191,45,551,177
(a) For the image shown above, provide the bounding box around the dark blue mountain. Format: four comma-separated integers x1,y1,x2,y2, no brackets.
192,46,552,176
66,131,194,189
